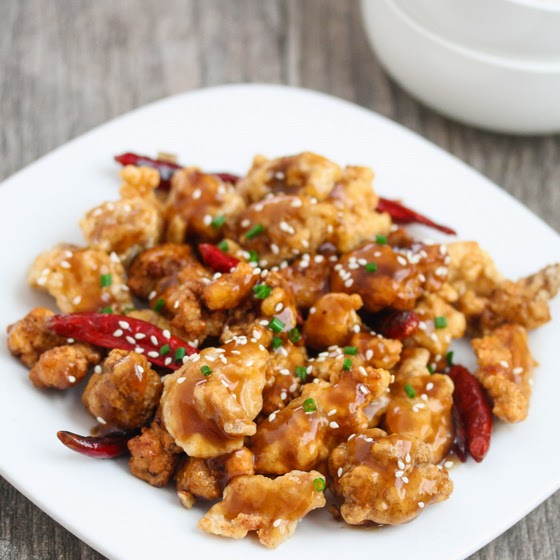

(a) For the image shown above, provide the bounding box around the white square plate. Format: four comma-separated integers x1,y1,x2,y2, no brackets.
0,84,559,560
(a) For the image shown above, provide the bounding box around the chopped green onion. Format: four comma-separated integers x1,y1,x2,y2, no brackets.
344,346,358,355
271,336,283,349
303,398,317,413
200,365,212,376
159,344,170,356
365,262,378,273
288,327,301,344
446,351,454,365
253,283,272,300
245,224,264,239
100,306,113,314
313,477,326,492
123,306,135,314
295,366,307,381
427,364,435,374
434,316,447,329
404,383,416,398
100,273,112,288
375,234,387,245
211,215,226,228
342,358,352,371
154,298,165,312
248,250,259,263
269,317,285,334
218,240,229,252
174,347,186,362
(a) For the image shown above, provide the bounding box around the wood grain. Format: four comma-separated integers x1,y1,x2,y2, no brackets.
0,1,558,559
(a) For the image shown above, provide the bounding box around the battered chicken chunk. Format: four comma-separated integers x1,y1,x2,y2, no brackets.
252,366,391,474
28,245,132,313
166,168,245,243
236,152,342,203
82,350,162,430
303,293,363,349
128,411,183,487
472,324,537,423
199,470,326,548
29,343,101,390
161,341,268,458
202,262,259,310
7,307,65,368
329,429,453,525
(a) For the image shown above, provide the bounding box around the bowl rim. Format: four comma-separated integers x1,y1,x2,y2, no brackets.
374,0,560,72
505,0,560,13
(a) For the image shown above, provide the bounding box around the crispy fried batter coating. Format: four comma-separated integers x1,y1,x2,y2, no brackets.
199,470,326,548
303,293,363,349
472,324,537,422
329,429,453,525
161,341,268,458
29,343,101,390
82,349,162,430
202,262,258,311
28,244,132,312
7,307,65,368
118,165,160,198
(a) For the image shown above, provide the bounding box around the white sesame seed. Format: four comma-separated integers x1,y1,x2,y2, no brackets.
174,300,180,309
444,460,454,469
289,383,298,393
231,350,241,355
96,416,107,425
291,198,303,208
269,413,277,422
136,365,144,374
402,476,409,483
359,385,369,395
337,467,343,477
358,366,367,377
203,214,212,225
398,460,405,470
309,307,316,314
279,368,291,376
72,296,82,305
135,347,145,354
135,333,146,340
418,501,425,508
68,375,76,383
329,421,340,429
344,279,354,288
67,338,74,344
94,365,102,374
148,351,159,358
405,453,411,463
421,394,428,401
348,433,356,441
328,409,337,416
499,360,509,368
36,277,47,286
60,260,71,269
396,256,407,266
275,302,284,312
352,324,361,333
113,329,124,337
177,376,186,384
395,470,404,478
148,290,157,300
513,367,524,375
273,519,282,528
150,335,158,346
246,360,254,367
163,329,171,339
126,336,136,344
164,357,172,365
259,344,266,352
426,382,434,390
192,188,201,199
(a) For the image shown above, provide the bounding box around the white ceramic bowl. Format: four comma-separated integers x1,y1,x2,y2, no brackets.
394,0,560,60
361,0,560,134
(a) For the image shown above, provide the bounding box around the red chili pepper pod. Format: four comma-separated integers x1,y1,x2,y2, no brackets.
377,197,457,236
48,313,197,370
451,403,467,462
369,309,419,340
199,243,240,273
447,364,492,462
57,431,131,459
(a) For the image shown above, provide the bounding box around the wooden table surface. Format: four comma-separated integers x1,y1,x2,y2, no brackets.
1,1,558,558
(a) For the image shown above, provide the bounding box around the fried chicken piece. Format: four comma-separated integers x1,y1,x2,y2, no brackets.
408,294,466,357
480,263,560,332
166,168,245,243
82,350,162,430
252,366,391,474
29,343,101,390
303,293,363,350
472,324,537,423
125,309,172,331
118,164,161,199
385,374,455,463
202,262,259,310
396,348,432,378
128,410,183,487
7,307,66,368
236,152,342,203
28,244,132,313
175,447,254,508
161,341,268,458
331,243,423,313
199,470,326,548
329,429,453,525
230,195,336,267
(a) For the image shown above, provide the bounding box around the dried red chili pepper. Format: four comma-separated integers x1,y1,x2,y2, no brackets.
369,309,419,340
57,430,131,459
447,364,492,462
48,313,197,370
451,403,467,463
213,172,241,184
199,243,240,273
377,197,456,236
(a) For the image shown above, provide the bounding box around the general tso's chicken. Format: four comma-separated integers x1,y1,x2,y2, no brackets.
328,429,453,525
198,470,326,548
28,245,132,313
236,152,342,203
29,343,101,390
161,341,268,458
166,168,245,244
118,164,161,198
385,374,455,464
409,294,467,357
175,447,254,509
80,185,163,264
480,263,560,333
128,410,183,487
7,307,65,368
472,324,537,423
82,349,162,430
331,243,423,313
303,293,363,349
252,366,391,475
229,195,337,267
202,262,259,311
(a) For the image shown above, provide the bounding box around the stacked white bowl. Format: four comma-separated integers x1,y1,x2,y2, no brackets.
361,0,560,134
